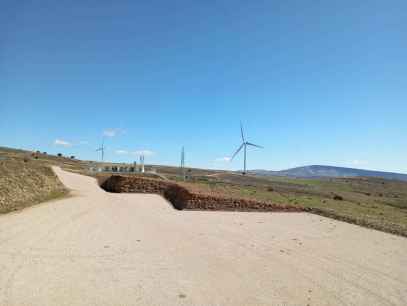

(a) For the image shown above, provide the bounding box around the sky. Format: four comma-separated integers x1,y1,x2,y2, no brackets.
1,1,406,173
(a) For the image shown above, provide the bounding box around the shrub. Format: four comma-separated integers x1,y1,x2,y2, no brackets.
333,194,343,201
57,153,62,157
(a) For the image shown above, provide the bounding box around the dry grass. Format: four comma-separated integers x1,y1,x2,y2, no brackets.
174,173,407,237
0,148,73,213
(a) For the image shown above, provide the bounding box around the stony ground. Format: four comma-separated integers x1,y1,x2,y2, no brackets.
0,167,406,306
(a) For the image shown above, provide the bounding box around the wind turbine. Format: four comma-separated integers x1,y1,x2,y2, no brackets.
96,139,105,162
231,122,263,175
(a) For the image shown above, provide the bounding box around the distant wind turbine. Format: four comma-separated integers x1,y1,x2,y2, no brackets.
231,122,263,175
96,139,105,162
140,154,145,173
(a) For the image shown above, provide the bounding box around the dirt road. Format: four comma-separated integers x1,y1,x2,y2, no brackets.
1,167,406,305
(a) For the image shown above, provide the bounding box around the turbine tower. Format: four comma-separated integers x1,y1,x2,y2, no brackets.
231,122,263,175
140,155,145,173
96,139,105,162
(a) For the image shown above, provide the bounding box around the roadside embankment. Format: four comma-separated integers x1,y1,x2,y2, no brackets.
0,159,68,213
99,175,303,212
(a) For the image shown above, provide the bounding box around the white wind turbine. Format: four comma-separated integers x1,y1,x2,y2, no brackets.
231,122,263,175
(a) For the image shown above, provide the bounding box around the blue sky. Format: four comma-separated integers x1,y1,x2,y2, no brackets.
1,1,406,172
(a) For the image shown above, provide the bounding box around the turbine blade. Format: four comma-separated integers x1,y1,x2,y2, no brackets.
246,142,263,149
231,143,244,160
240,122,245,142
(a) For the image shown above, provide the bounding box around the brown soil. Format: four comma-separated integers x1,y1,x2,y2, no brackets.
99,174,303,212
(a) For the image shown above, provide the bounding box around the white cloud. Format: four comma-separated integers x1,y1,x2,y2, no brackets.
289,162,301,169
115,150,128,155
352,160,369,166
54,139,72,147
103,128,125,137
115,149,155,157
133,150,155,157
103,129,117,137
215,156,231,162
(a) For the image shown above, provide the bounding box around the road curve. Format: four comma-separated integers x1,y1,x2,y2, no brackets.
0,167,406,306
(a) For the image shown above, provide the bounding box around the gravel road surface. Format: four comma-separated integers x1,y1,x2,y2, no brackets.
0,167,406,305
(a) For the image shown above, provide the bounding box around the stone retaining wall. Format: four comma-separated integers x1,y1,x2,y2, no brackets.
100,175,304,212
184,193,303,212
100,175,172,195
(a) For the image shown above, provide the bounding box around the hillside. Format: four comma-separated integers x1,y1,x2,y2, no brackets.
0,146,90,213
252,165,407,182
0,158,68,213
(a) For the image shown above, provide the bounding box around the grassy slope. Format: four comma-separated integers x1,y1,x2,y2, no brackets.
0,147,89,213
0,159,68,213
177,173,407,237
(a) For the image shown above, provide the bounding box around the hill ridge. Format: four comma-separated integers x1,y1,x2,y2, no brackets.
251,165,407,182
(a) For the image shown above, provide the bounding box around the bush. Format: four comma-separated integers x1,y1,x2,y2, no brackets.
70,156,75,159
267,186,274,192
333,194,343,201
57,153,62,157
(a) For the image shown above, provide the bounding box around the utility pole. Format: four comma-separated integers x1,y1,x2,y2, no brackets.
180,146,186,181
96,138,105,162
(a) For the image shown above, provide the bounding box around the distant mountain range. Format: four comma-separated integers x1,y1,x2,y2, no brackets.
251,165,407,182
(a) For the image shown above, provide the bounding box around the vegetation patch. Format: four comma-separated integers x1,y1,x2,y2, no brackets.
176,174,407,237
0,158,68,213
